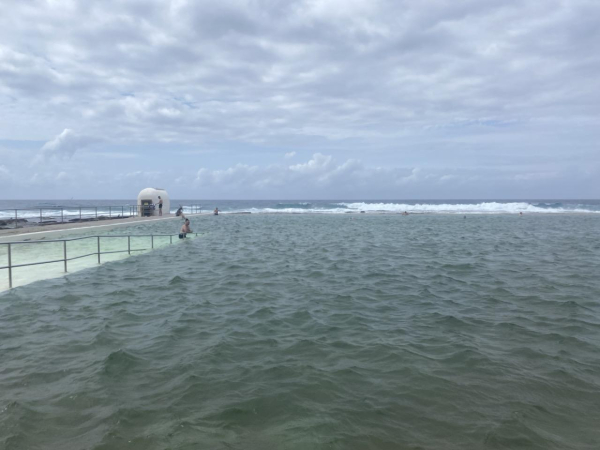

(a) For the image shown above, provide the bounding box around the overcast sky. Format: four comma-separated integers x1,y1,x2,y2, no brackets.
0,0,598,199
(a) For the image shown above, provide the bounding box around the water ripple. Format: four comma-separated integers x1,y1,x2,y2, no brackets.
1,214,600,449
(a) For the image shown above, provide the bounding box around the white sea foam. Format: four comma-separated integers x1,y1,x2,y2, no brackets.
238,202,599,214
335,202,595,214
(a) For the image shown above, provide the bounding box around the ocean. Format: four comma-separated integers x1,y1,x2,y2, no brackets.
1,199,600,221
1,203,600,449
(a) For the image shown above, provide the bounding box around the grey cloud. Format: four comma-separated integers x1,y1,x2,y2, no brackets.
0,0,599,197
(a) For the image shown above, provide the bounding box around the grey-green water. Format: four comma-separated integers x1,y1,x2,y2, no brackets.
1,214,600,449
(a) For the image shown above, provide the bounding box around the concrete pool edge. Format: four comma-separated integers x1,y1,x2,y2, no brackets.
0,213,205,241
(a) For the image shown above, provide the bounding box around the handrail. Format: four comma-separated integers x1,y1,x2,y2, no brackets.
1,205,137,210
2,234,187,245
0,204,203,228
0,204,203,211
0,233,198,289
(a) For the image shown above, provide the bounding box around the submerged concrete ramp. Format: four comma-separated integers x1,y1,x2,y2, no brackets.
0,231,200,291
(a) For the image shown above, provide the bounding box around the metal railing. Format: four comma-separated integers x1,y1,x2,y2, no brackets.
0,233,198,289
0,204,203,228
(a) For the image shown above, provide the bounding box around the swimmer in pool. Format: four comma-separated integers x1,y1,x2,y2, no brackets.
180,219,192,238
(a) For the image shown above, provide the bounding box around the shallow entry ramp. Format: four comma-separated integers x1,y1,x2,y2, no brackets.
0,233,199,291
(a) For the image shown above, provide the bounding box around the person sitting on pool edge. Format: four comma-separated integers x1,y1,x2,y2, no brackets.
179,219,192,238
176,205,186,220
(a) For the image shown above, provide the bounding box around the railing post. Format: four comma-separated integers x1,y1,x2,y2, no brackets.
128,236,131,254
14,209,17,228
7,243,12,288
170,235,172,244
63,241,67,272
97,236,101,264
151,235,154,249
109,206,111,218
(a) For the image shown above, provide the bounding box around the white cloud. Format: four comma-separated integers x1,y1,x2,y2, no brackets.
289,153,333,175
195,153,423,196
439,174,457,183
284,151,296,159
34,129,98,163
189,152,600,199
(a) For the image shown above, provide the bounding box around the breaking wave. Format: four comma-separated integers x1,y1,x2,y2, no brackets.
235,201,600,215
334,201,600,214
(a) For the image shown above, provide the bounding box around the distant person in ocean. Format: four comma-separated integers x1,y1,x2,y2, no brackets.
179,219,192,238
519,212,523,216
402,211,409,216
176,206,186,220
213,207,219,215
158,196,163,216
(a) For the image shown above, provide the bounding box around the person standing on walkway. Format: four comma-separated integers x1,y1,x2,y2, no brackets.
158,196,163,216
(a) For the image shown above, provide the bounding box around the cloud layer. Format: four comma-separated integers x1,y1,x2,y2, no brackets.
0,0,599,198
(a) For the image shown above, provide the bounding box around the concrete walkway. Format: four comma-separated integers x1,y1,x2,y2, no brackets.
0,213,205,241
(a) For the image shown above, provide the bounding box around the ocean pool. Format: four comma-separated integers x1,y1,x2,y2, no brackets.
1,213,599,449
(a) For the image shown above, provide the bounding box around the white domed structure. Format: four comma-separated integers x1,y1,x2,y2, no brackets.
137,188,170,217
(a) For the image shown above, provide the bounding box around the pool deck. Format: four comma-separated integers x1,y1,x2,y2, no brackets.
0,213,204,241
